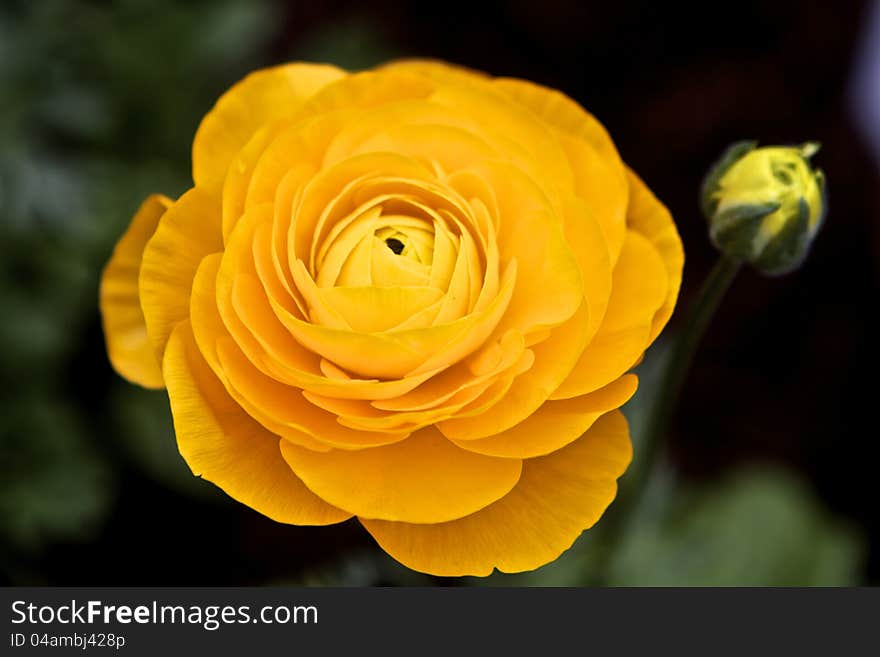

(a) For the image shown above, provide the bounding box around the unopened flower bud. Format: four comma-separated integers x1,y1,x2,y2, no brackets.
701,141,826,275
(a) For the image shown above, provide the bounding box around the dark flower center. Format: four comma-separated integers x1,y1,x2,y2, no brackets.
385,237,405,255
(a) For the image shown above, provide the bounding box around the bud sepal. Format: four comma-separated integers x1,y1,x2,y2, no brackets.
700,141,825,276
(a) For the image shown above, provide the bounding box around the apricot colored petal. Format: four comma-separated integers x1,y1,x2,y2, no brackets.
563,194,613,343
215,337,407,450
492,78,629,262
452,374,637,458
492,77,624,178
470,160,582,333
233,269,442,401
551,230,667,399
139,188,223,364
371,330,525,412
625,168,684,342
318,286,445,333
192,63,346,192
319,93,500,165
272,262,515,380
438,300,590,440
559,132,628,264
163,320,351,525
189,255,332,453
380,59,491,86
362,410,632,576
99,194,172,388
221,199,502,381
280,426,522,523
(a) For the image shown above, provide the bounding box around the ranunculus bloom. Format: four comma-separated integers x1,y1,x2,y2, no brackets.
100,60,683,576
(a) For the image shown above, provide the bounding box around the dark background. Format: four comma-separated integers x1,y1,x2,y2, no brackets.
1,0,877,586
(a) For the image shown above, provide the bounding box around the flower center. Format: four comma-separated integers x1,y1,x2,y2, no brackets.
373,223,434,268
385,237,405,255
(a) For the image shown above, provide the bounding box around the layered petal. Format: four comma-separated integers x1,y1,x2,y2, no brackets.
551,230,668,399
99,194,171,388
362,410,632,576
280,426,522,523
139,188,223,364
163,320,351,525
452,374,637,458
624,168,684,342
492,77,629,262
438,300,590,440
192,62,346,192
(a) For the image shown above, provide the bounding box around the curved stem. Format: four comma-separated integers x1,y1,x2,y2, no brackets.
590,254,742,584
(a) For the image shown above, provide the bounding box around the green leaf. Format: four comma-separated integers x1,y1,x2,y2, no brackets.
606,466,865,586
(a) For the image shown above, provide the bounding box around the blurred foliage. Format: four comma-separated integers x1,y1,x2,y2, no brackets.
0,398,111,552
606,466,864,586
0,0,281,580
109,387,219,500
289,15,400,71
282,550,436,587
0,0,868,585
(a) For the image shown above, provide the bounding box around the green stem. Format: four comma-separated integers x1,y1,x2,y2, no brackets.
591,253,742,584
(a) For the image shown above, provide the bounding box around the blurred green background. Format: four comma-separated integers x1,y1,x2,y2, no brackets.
1,0,877,586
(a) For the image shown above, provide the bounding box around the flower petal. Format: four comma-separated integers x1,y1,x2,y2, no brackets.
492,77,629,262
99,194,171,388
467,160,583,334
279,426,522,523
192,63,346,192
317,286,445,333
563,194,613,343
438,300,590,440
139,188,223,364
163,320,351,525
451,374,637,458
361,410,632,576
551,230,667,399
624,168,684,342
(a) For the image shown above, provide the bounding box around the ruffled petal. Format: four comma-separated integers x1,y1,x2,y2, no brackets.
438,300,589,440
551,230,667,399
99,194,171,388
361,410,632,576
139,188,223,364
192,63,346,192
279,426,522,523
624,168,684,342
492,77,629,262
163,320,351,525
452,374,637,458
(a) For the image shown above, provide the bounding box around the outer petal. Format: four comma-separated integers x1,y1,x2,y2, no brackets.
381,59,492,87
492,77,629,262
163,320,351,525
451,374,637,458
551,230,668,399
624,168,684,342
192,63,346,192
139,188,223,364
491,77,623,170
279,426,522,523
99,194,171,388
362,410,632,576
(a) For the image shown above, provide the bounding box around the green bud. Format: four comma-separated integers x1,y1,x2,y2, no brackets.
701,141,826,275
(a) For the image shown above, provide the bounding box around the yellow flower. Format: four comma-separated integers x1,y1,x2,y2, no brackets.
99,61,683,576
702,141,825,275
